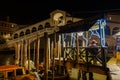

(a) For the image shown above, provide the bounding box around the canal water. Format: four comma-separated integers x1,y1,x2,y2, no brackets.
0,50,14,65
0,49,44,66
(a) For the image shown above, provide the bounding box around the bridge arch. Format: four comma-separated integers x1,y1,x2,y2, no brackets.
32,27,37,33
38,25,44,30
25,29,30,35
14,33,19,39
20,31,24,37
67,20,73,24
112,27,119,35
45,22,50,28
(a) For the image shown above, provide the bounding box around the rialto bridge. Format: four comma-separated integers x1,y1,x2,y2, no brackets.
0,10,112,80
2,9,82,70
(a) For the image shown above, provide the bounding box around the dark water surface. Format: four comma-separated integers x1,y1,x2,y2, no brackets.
0,50,15,65
0,49,44,66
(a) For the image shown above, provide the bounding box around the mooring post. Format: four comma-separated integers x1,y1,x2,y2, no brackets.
44,32,48,80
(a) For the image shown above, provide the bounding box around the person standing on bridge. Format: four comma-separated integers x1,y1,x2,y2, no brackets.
88,39,98,55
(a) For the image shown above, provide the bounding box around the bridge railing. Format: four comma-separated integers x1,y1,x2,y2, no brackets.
63,46,107,68
0,27,59,49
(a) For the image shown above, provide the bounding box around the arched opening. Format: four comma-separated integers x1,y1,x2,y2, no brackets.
45,22,50,28
112,27,119,35
32,27,37,33
67,20,73,24
25,29,30,35
38,25,44,30
14,33,18,39
20,31,24,37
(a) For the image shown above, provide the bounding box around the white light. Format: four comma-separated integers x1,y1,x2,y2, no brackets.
78,32,83,36
109,17,111,20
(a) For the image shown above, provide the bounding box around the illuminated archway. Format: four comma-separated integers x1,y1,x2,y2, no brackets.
112,27,119,35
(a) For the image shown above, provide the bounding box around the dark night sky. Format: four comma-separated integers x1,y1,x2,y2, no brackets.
0,0,120,24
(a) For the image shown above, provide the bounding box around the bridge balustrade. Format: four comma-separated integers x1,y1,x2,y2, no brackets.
63,46,107,68
63,46,111,80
